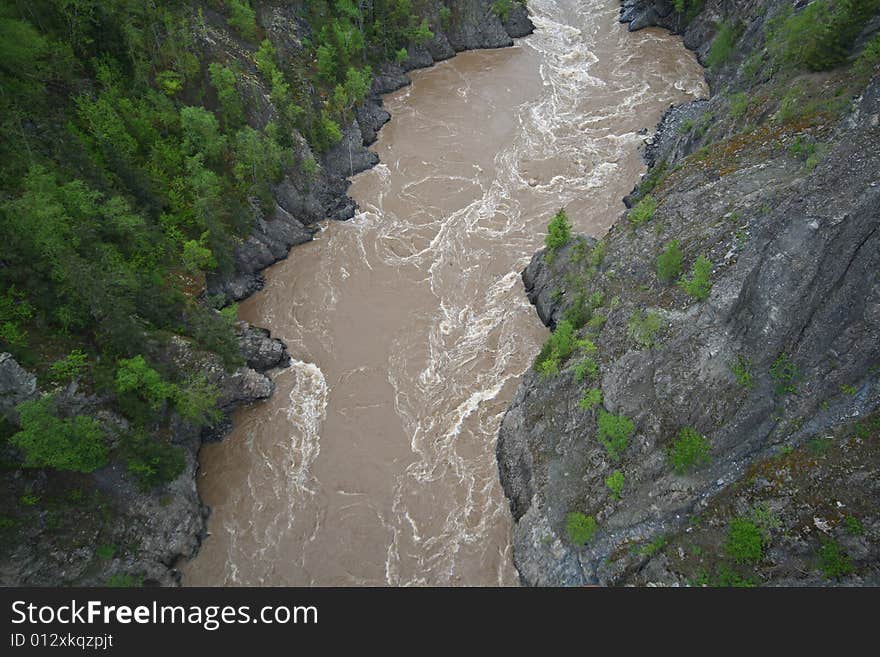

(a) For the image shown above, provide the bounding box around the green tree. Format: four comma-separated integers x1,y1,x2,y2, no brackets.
11,396,108,473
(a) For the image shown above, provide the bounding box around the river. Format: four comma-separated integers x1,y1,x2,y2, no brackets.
182,0,706,586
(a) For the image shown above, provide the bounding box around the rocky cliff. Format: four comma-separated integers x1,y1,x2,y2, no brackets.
498,0,880,586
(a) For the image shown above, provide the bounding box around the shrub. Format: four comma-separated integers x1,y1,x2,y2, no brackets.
729,92,750,120
629,195,657,227
605,470,624,499
10,397,108,473
439,6,452,29
122,430,186,490
579,388,603,411
573,358,599,383
597,410,634,461
668,427,711,474
770,353,799,394
844,516,864,536
725,518,764,564
565,512,597,545
590,240,606,267
96,544,116,560
48,349,88,383
656,240,683,283
678,255,713,300
706,21,740,70
226,0,258,41
730,355,754,389
673,0,705,22
544,208,572,255
627,310,663,348
535,319,577,377
770,0,880,72
855,33,880,78
713,563,757,587
817,538,854,579
106,574,143,588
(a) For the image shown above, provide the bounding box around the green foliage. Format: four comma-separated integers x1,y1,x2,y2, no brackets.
573,358,599,384
208,63,245,128
121,430,185,490
174,376,222,425
96,544,116,560
628,195,657,227
597,410,634,461
226,0,258,41
492,0,514,21
544,208,572,256
817,538,854,579
730,355,754,389
712,563,757,587
579,388,603,411
706,21,740,70
0,286,33,349
535,319,579,378
605,470,624,499
844,516,865,536
656,240,683,283
639,161,668,196
678,256,713,301
565,512,597,545
49,350,88,383
770,0,880,72
673,0,705,22
590,240,607,267
668,427,711,474
116,356,176,411
439,6,452,29
725,518,764,564
770,353,799,394
10,396,108,473
627,310,663,348
855,34,880,78
729,92,750,120
106,574,143,587
640,535,667,557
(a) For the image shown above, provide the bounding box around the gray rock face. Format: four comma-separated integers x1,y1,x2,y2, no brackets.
0,353,37,421
235,321,289,371
498,0,880,586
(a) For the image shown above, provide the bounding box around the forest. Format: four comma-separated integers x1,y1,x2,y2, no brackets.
0,0,437,487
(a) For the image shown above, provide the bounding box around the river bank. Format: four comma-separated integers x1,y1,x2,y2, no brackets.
497,0,880,586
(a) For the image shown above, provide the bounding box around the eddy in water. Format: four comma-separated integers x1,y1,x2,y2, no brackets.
182,0,706,586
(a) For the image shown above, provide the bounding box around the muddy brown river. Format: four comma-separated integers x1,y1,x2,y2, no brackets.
182,0,706,586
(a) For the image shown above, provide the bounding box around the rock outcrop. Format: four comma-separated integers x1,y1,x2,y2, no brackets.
498,0,880,586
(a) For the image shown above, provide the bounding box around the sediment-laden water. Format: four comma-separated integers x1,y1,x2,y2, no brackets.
182,0,705,586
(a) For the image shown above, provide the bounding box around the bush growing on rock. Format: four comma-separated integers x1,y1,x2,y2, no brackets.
627,310,663,348
656,239,683,283
544,208,572,259
667,427,711,474
628,195,657,227
579,387,603,411
769,353,799,394
597,410,634,461
10,396,108,473
565,512,597,545
678,255,713,300
770,0,880,72
818,538,855,579
605,470,624,499
725,518,764,564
